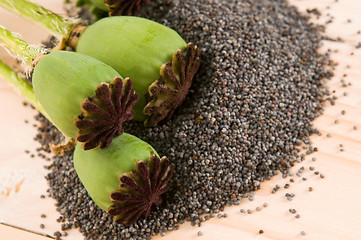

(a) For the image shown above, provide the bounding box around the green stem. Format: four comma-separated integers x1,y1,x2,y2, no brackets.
0,59,49,119
0,25,41,66
0,0,76,38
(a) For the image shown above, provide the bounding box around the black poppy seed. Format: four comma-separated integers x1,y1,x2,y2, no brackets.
320,174,325,179
289,209,296,214
295,214,300,218
301,231,306,236
259,230,264,234
197,231,203,236
263,203,268,208
247,209,252,214
314,171,320,175
41,214,46,218
40,224,45,229
309,187,313,192
256,207,261,211
240,209,245,213
341,110,346,115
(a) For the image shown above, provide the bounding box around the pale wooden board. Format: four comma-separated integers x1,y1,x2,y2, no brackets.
0,0,360,239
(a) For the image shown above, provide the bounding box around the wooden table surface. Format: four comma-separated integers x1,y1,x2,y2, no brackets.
0,0,360,239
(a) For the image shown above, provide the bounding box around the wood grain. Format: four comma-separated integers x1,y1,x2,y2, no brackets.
0,0,360,239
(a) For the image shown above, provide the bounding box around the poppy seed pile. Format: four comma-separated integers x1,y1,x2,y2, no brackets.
35,0,333,239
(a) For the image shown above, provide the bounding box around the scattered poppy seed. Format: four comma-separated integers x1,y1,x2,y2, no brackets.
309,187,313,192
40,224,45,229
41,214,46,218
29,0,335,238
295,214,300,218
197,231,203,236
259,230,264,234
263,203,268,208
301,231,306,235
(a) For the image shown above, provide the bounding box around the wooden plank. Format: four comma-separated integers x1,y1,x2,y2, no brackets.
0,224,54,240
0,0,360,239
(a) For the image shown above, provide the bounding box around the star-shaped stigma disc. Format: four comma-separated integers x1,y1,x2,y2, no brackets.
144,42,201,127
74,76,139,150
107,154,172,225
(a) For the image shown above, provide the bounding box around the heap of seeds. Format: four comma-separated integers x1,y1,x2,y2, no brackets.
34,0,334,239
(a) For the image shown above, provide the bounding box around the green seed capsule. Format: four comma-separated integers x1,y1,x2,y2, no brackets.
75,16,187,121
73,133,156,211
32,51,121,138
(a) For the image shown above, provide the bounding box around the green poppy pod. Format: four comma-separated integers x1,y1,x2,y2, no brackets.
74,133,172,225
